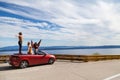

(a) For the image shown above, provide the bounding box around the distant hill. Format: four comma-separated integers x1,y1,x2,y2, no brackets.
0,45,120,52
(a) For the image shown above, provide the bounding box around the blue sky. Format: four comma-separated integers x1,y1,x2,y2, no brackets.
0,0,120,47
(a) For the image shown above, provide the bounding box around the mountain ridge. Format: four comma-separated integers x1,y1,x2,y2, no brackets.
1,45,120,51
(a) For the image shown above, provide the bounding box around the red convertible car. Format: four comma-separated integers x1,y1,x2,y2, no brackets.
9,51,56,68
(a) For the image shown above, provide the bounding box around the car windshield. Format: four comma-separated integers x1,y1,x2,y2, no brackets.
37,50,46,55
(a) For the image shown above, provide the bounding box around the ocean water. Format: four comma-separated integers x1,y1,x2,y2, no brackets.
1,48,120,55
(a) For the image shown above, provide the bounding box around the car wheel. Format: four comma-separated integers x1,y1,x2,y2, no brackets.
48,58,55,64
20,61,28,69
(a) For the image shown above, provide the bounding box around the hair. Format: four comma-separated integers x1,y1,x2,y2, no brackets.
19,32,22,35
27,42,30,46
34,42,38,46
35,42,37,44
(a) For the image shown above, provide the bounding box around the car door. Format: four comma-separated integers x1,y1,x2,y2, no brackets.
36,54,47,64
30,54,46,65
37,51,49,64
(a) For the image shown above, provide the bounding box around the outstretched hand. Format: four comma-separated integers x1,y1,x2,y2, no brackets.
31,40,33,47
38,39,42,47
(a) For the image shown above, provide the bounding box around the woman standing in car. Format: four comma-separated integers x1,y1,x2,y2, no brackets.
17,32,23,54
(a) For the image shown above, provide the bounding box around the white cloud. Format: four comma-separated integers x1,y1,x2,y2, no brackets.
0,0,120,47
0,17,74,41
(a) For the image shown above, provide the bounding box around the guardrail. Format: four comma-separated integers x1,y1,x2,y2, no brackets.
54,54,120,62
0,55,10,63
1,54,120,63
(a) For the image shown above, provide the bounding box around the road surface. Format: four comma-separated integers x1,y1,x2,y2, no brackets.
0,60,120,80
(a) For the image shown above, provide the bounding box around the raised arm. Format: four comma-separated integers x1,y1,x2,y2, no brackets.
31,40,34,47
38,39,42,47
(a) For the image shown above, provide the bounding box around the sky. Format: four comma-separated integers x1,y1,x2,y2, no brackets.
0,0,120,47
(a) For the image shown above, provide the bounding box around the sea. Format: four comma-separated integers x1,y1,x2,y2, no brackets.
1,48,120,55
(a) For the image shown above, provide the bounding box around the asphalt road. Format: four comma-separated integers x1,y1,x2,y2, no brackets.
0,60,120,80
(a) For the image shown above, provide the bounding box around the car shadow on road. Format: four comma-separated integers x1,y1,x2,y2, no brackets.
0,66,18,71
0,64,50,71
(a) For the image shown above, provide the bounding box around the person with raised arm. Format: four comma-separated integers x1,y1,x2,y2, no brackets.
31,39,42,54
